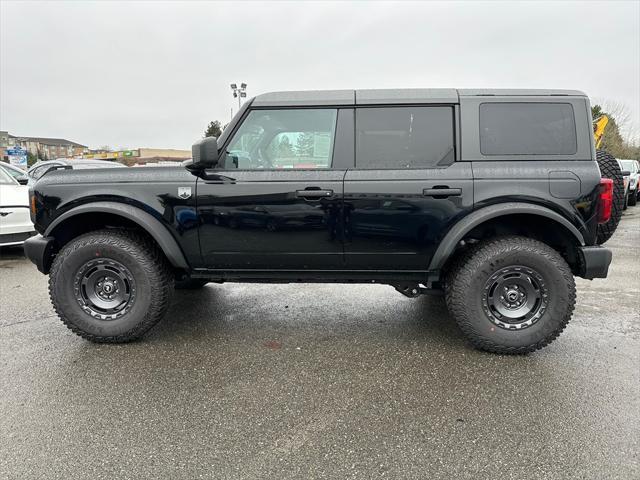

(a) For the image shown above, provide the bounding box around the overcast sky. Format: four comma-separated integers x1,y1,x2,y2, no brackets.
1,0,639,150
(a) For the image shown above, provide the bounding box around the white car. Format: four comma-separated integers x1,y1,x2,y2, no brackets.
0,162,30,185
0,167,36,246
619,159,639,207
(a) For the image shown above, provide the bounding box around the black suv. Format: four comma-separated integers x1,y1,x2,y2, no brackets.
24,88,613,354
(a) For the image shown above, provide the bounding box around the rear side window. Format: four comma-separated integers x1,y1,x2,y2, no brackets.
356,106,455,169
480,103,577,155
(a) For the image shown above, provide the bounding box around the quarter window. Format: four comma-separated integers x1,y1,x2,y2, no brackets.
355,106,455,169
221,109,337,170
480,103,577,156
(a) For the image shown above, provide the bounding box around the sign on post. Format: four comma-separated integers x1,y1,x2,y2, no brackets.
7,146,28,170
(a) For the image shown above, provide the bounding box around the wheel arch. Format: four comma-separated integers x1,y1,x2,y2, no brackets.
429,203,585,272
45,202,190,270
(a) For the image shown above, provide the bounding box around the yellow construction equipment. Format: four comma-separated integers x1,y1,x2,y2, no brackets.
593,115,609,149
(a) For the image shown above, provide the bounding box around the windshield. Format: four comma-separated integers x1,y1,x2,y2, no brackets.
1,163,29,181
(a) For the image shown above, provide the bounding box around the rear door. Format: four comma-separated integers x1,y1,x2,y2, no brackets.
343,105,473,270
197,107,351,270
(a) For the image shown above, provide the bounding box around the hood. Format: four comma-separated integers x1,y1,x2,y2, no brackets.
0,183,29,207
34,165,194,188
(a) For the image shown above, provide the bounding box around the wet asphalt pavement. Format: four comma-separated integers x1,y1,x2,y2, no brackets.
1,209,639,480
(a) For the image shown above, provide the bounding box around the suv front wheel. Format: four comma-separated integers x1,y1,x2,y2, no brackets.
445,236,576,354
49,229,173,342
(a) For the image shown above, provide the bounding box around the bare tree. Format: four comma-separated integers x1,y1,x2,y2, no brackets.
593,99,638,144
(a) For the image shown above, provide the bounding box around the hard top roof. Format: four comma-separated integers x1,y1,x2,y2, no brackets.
252,88,587,106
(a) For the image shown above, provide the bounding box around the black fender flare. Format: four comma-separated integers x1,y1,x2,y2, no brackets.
45,201,190,270
428,202,585,271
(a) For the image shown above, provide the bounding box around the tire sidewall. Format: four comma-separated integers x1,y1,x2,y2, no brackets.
461,248,572,350
52,240,156,338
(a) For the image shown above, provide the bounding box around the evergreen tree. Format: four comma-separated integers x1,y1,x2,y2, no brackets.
204,120,223,138
277,135,294,158
295,132,315,157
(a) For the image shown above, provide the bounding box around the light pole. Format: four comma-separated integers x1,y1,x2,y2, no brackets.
230,83,247,111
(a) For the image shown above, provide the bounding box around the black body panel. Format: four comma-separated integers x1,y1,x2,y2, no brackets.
31,167,200,267
471,161,601,245
343,163,473,269
197,170,345,269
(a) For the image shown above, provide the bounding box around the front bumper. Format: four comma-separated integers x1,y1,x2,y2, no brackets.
0,230,36,247
23,234,56,274
578,246,612,279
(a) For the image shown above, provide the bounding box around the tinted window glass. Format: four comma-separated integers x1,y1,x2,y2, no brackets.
221,109,337,170
355,107,454,169
480,103,577,155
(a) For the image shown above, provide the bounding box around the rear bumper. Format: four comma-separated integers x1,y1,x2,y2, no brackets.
578,246,612,279
23,234,56,274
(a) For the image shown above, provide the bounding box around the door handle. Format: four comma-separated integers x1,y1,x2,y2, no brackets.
423,187,462,198
296,189,334,199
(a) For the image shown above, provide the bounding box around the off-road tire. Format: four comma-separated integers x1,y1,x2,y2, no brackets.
596,149,625,244
175,278,209,290
49,229,173,342
445,236,576,355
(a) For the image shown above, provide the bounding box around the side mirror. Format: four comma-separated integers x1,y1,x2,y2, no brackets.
186,137,219,172
621,170,631,176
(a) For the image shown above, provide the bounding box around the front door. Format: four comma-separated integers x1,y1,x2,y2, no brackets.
343,105,473,270
197,107,348,270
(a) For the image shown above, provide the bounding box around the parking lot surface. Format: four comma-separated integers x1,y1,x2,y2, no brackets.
1,209,639,480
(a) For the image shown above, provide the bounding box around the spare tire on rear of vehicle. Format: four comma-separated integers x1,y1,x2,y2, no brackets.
596,149,625,244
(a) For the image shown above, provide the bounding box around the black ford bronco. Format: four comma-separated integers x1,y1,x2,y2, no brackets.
24,88,614,354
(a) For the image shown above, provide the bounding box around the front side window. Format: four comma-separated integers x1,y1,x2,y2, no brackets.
355,106,455,169
220,109,337,170
480,103,577,156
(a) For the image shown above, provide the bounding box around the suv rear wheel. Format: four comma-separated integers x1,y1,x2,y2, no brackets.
445,236,575,354
49,229,173,342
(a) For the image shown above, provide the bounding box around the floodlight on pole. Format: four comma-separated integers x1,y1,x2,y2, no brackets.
230,82,248,110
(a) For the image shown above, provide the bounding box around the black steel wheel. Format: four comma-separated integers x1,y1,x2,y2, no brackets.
74,258,137,320
446,236,575,355
482,266,548,330
49,229,173,342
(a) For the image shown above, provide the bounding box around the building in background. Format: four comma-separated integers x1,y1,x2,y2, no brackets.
5,133,87,160
82,148,191,166
0,131,9,161
1,130,190,166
